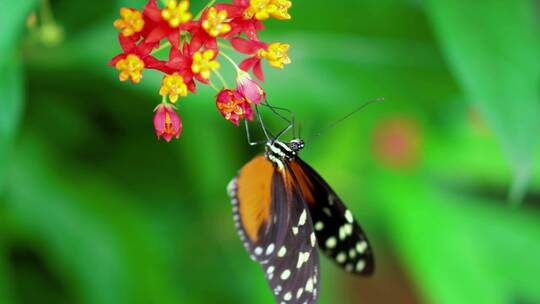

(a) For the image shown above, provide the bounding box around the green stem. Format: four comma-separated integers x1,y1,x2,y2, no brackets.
217,42,234,51
219,50,241,72
213,70,228,89
209,80,220,92
39,0,55,25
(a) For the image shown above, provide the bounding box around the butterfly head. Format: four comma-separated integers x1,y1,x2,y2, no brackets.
289,139,305,152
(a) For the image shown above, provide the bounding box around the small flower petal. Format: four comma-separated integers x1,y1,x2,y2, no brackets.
236,71,265,104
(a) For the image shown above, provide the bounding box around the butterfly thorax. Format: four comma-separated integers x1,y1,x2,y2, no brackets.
265,140,297,169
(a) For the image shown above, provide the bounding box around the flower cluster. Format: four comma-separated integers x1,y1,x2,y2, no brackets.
109,0,292,141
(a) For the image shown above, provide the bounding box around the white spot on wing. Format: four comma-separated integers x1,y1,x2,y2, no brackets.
298,209,307,226
314,221,324,231
356,260,366,272
280,269,291,280
305,278,314,292
283,292,292,301
345,209,354,223
325,237,337,249
266,243,275,255
356,241,368,254
278,246,287,257
296,251,310,269
310,232,316,247
336,252,346,263
296,288,304,299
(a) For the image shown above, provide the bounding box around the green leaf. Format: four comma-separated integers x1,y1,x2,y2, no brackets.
0,0,38,192
5,138,183,304
0,234,14,304
424,0,540,203
373,172,540,304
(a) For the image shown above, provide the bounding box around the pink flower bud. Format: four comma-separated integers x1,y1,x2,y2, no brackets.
153,104,182,142
236,71,265,104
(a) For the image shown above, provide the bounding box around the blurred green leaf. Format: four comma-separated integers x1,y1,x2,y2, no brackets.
4,138,182,304
373,171,540,304
0,0,37,192
424,0,540,203
0,61,24,194
0,234,14,304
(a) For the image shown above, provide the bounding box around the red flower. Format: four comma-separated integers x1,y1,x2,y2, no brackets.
153,104,182,141
216,89,253,125
158,43,198,93
143,0,193,48
189,6,233,52
231,37,291,81
109,34,165,83
215,0,264,41
236,71,265,104
230,37,267,81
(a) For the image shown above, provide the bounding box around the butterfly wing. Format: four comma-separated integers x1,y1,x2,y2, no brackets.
228,156,321,304
288,158,375,276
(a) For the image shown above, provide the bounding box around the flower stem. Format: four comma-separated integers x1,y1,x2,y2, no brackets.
209,80,220,92
217,42,234,50
39,0,55,25
219,50,241,72
213,70,229,89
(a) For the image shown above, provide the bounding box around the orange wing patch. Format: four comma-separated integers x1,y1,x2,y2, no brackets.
289,161,315,205
236,155,274,243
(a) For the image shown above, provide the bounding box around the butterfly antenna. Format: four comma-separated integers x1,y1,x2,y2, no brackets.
306,97,384,143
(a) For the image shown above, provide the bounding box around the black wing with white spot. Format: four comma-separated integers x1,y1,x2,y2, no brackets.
228,159,321,304
261,169,320,304
293,158,375,276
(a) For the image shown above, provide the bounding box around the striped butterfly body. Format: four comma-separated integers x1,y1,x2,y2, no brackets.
228,139,374,304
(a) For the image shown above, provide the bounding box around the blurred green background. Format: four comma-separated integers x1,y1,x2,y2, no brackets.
1,0,540,303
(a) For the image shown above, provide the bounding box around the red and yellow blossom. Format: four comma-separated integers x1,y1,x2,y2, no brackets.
143,0,192,48
216,89,253,125
160,73,188,103
115,54,145,83
216,0,264,41
244,0,292,21
191,49,220,82
161,0,192,28
159,43,198,93
109,34,164,83
202,7,231,37
189,6,232,52
154,104,182,141
231,37,290,81
259,42,291,69
114,8,145,37
109,0,293,141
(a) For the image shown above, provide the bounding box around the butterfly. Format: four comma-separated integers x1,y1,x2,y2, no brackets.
227,137,375,304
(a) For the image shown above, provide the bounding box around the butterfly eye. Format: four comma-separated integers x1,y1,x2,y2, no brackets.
290,139,305,151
